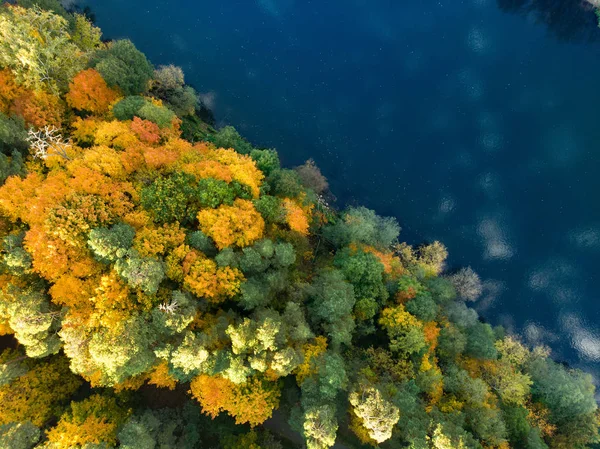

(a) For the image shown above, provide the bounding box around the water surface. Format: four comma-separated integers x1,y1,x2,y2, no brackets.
84,0,600,378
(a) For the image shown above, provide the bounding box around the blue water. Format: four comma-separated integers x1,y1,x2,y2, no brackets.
84,0,600,377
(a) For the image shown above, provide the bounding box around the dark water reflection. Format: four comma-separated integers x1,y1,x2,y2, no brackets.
497,0,600,42
83,0,600,386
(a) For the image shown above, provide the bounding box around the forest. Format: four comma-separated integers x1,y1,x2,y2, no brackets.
0,1,598,448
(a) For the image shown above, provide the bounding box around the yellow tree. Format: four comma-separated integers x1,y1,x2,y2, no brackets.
197,199,265,249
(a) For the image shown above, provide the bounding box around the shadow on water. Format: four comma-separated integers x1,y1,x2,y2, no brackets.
497,0,600,42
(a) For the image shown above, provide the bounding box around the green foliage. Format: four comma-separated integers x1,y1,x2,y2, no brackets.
114,250,165,294
405,291,437,322
254,195,285,223
88,223,135,263
334,247,388,306
0,113,28,155
151,291,197,336
87,314,158,384
466,406,508,447
16,0,68,17
302,404,338,449
465,322,498,360
267,169,304,198
0,349,28,386
349,385,400,443
527,357,598,423
250,149,280,176
424,276,457,304
0,4,84,92
112,96,148,120
180,114,213,142
71,14,103,52
437,324,467,361
0,151,25,186
215,247,239,268
93,40,153,95
112,96,175,128
138,101,176,128
196,178,251,208
0,280,61,358
308,270,356,346
150,65,198,117
2,233,32,275
187,230,216,255
0,421,41,449
209,126,254,154
118,405,202,449
324,206,400,250
141,172,198,224
444,365,489,406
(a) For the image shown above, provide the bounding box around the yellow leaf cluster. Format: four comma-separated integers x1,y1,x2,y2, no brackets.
134,222,186,257
184,256,244,303
197,199,265,250
379,304,422,331
147,361,177,390
295,336,327,384
94,120,139,149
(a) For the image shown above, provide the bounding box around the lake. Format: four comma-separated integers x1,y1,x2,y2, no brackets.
82,0,600,379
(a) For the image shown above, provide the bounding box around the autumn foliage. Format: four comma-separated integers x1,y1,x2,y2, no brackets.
66,69,119,114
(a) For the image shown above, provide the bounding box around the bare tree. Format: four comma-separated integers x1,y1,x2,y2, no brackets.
27,125,72,160
450,267,483,301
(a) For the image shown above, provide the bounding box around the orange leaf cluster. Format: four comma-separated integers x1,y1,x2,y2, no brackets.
190,374,236,419
66,69,119,114
11,89,63,128
0,69,25,112
190,375,280,427
363,245,404,278
130,116,161,144
282,198,311,236
197,199,265,250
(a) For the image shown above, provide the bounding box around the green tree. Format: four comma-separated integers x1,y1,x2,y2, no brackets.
324,206,400,250
308,270,355,346
250,149,280,176
302,405,338,449
0,421,41,449
333,247,388,306
118,405,202,449
140,173,197,224
465,322,498,360
85,314,157,386
88,223,135,263
527,357,597,424
349,386,400,443
0,5,85,92
210,126,254,154
93,40,153,95
0,280,61,358
114,250,165,295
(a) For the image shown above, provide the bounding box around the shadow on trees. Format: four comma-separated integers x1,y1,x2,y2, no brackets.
497,0,600,42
